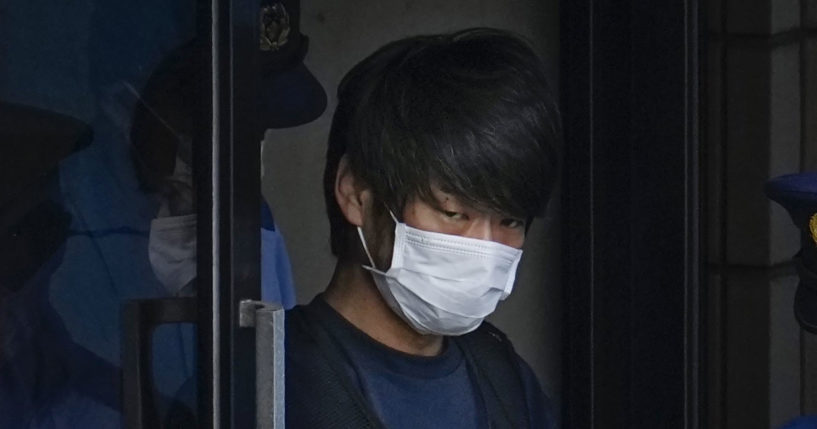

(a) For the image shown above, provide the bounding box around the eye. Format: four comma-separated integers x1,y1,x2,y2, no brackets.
500,218,525,229
442,210,468,220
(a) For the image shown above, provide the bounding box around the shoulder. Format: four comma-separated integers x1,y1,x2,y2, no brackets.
283,303,382,428
513,353,557,428
463,322,558,428
284,305,330,426
284,304,321,363
284,304,308,335
284,304,326,387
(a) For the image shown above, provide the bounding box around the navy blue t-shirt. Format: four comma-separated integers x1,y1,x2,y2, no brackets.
286,296,556,428
312,297,484,429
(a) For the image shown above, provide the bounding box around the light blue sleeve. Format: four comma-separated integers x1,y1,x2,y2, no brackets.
261,225,296,309
781,416,817,429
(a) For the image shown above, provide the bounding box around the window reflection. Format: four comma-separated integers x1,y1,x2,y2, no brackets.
0,0,198,426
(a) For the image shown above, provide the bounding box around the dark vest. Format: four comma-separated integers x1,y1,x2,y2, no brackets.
285,305,531,429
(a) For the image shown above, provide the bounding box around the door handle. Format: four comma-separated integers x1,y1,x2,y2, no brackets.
239,300,285,429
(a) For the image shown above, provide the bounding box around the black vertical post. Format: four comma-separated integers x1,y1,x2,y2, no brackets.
559,1,594,426
560,1,703,428
195,0,215,425
198,0,263,427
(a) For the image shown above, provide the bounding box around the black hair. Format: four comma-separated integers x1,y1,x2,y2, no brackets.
324,28,561,256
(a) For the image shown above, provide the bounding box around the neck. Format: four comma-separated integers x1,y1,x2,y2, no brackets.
322,258,443,357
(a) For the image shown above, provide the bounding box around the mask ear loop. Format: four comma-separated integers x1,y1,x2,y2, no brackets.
356,207,400,270
356,227,377,269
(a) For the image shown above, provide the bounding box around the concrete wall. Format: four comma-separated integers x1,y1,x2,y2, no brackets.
706,0,817,426
261,0,561,404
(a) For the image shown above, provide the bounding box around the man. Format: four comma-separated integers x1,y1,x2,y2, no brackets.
285,28,561,428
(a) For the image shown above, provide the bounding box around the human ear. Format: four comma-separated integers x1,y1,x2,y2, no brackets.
334,155,370,227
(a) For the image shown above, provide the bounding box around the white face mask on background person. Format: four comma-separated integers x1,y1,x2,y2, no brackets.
148,213,197,295
147,201,296,305
357,211,523,336
148,153,197,295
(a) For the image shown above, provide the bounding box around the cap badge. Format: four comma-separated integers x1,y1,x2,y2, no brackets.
260,3,290,52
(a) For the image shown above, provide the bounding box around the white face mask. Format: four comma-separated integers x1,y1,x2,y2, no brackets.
148,213,197,295
357,212,523,336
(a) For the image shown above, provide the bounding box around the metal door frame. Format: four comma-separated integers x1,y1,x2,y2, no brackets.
197,0,263,427
560,1,704,427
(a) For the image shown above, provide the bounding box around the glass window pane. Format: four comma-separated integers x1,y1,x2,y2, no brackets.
0,1,204,426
